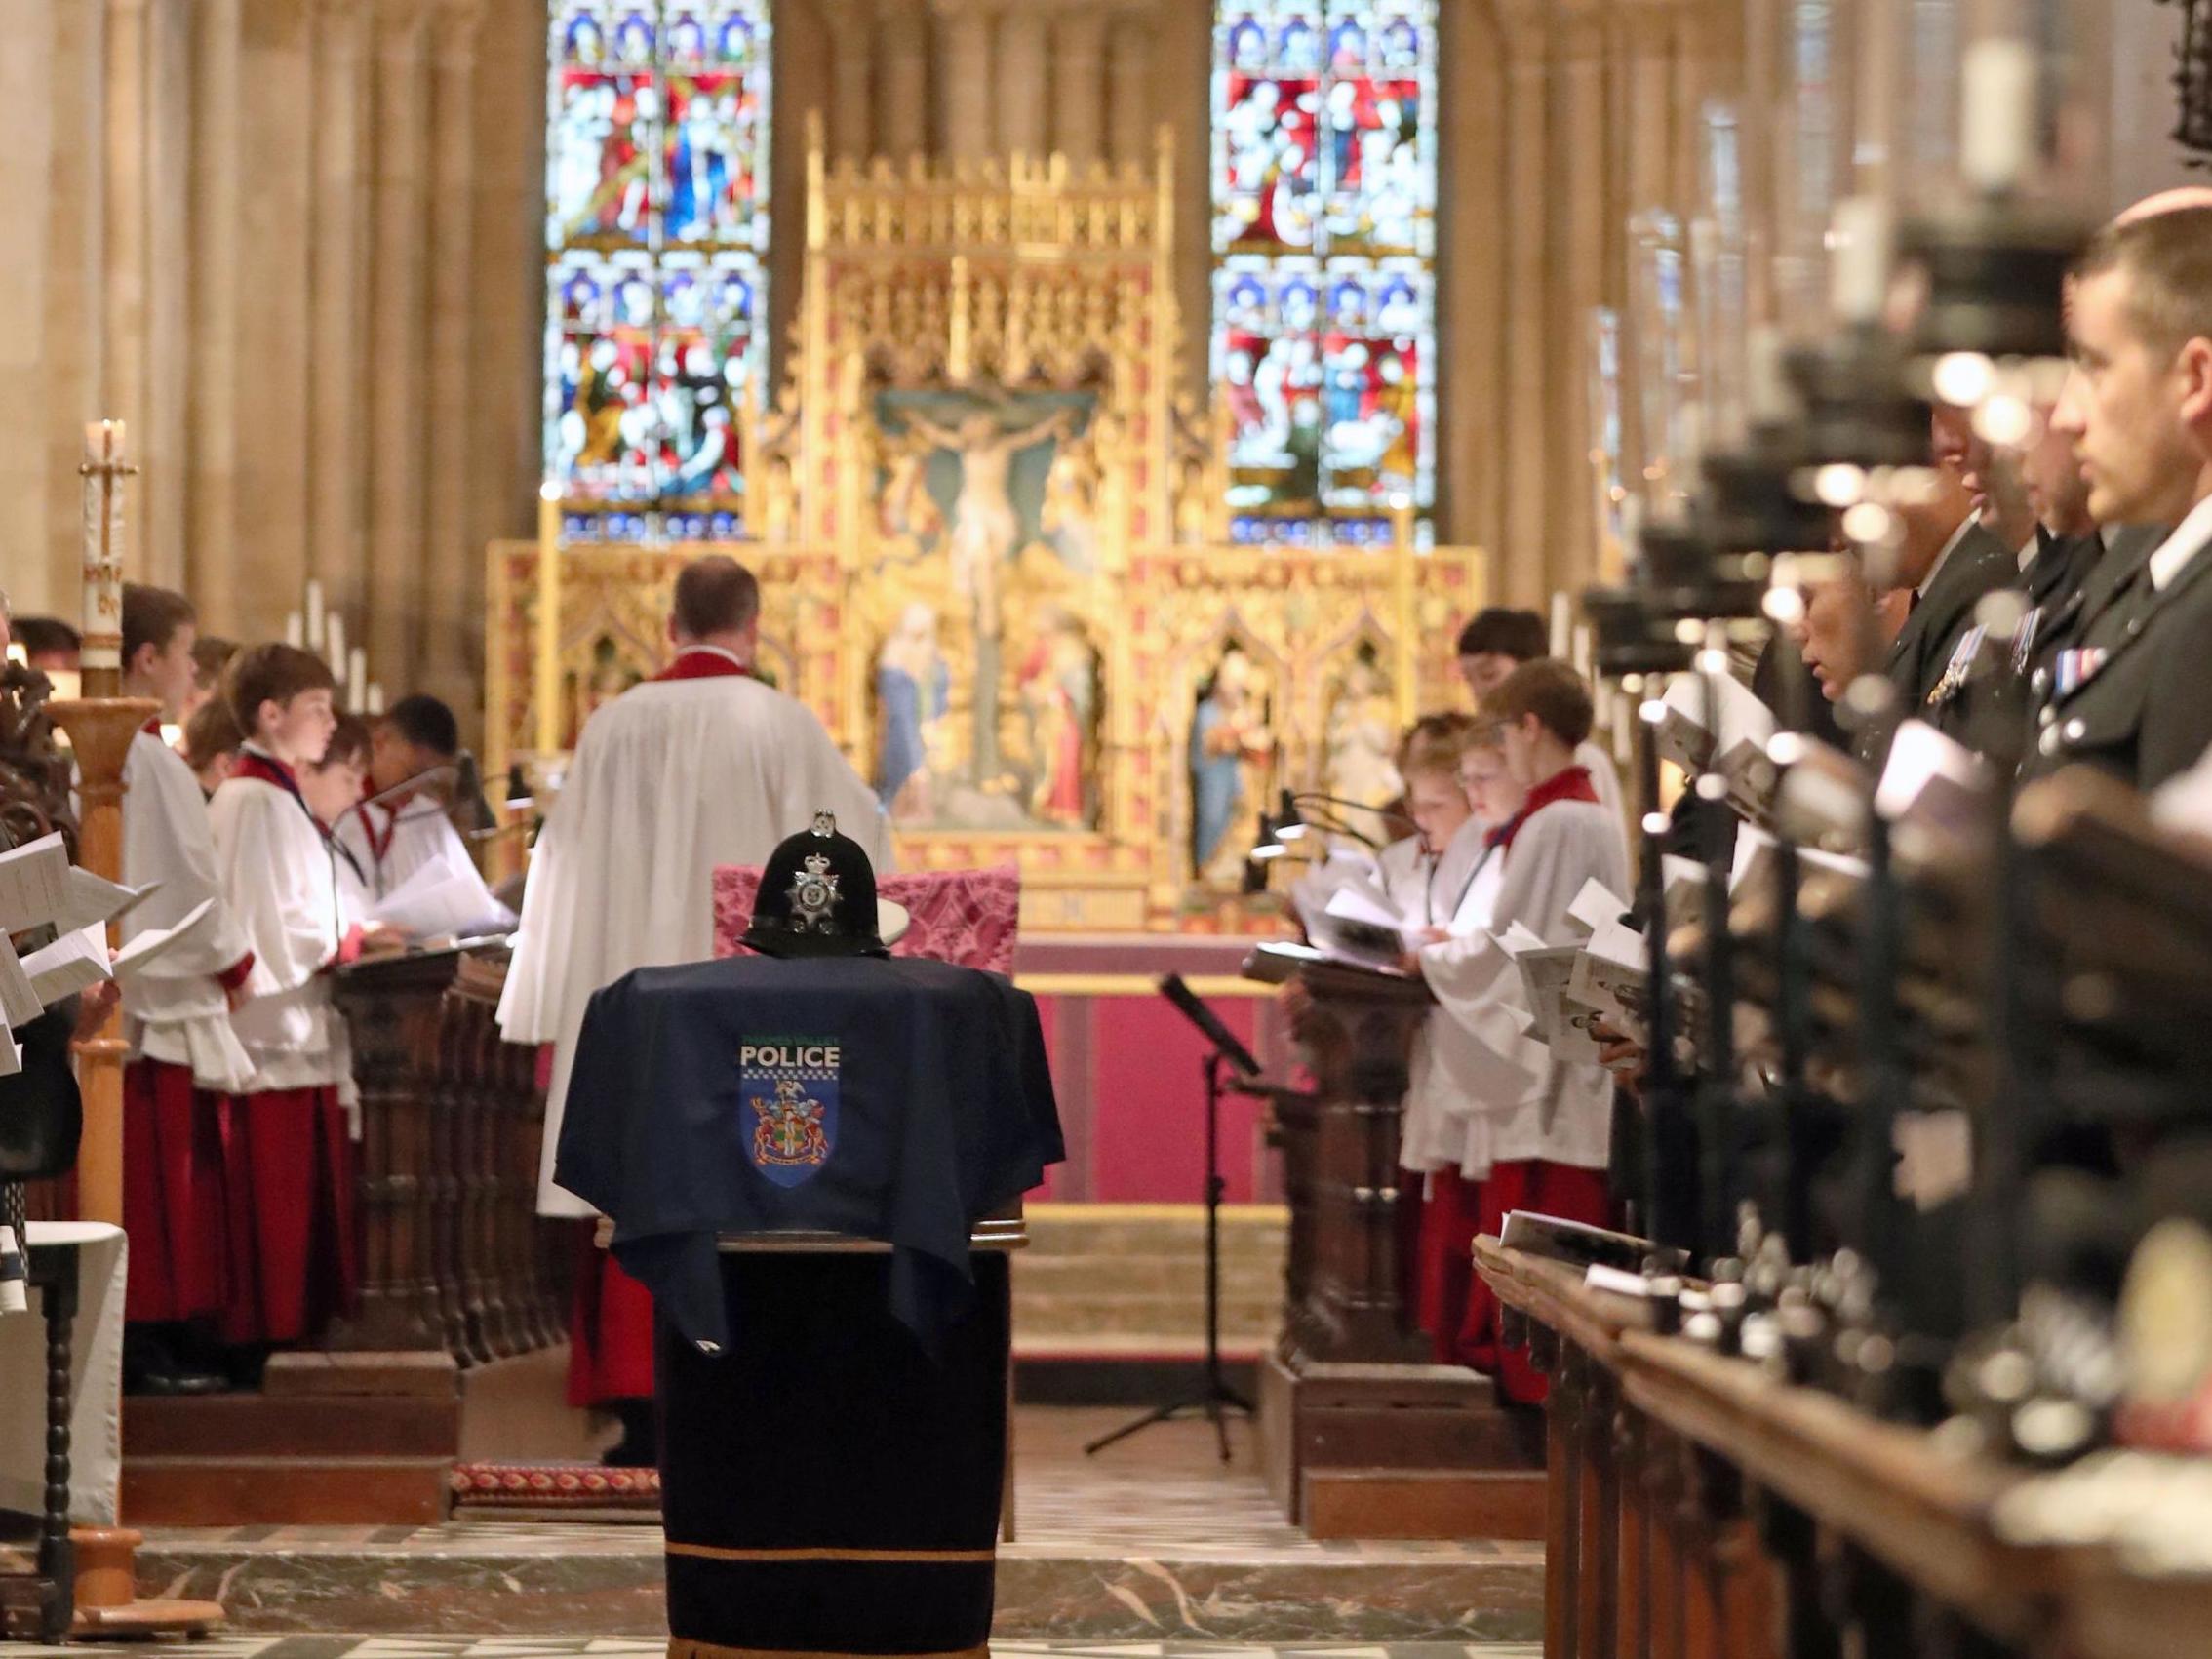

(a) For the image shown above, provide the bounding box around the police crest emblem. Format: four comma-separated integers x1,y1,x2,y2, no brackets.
738,1038,841,1187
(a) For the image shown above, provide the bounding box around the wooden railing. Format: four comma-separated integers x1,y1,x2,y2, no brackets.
1473,1237,2212,1659
330,945,566,1364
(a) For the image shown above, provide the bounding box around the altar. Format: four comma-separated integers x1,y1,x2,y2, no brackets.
489,118,1483,936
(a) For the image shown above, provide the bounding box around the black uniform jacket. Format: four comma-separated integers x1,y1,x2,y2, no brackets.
1887,520,2022,748
2025,517,2212,790
555,953,1064,1357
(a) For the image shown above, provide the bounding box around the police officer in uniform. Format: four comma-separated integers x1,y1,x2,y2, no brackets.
2030,209,2212,789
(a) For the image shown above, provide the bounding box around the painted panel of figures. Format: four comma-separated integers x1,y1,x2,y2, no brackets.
866,389,1106,836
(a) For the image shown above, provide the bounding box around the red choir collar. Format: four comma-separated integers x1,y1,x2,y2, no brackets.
1488,765,1598,853
654,646,752,682
233,745,302,792
140,717,164,737
357,776,396,863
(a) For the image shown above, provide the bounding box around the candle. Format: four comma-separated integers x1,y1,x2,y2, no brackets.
285,610,304,649
325,612,347,678
1829,196,1893,326
348,647,368,712
305,579,325,652
1572,623,1593,680
366,681,385,717
79,420,128,672
1549,592,1571,658
1746,326,1792,428
1961,38,2035,196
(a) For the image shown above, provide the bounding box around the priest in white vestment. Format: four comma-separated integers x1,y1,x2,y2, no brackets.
496,555,889,1452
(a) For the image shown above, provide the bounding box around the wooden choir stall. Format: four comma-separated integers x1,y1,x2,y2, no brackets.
1473,1237,2212,1659
118,944,566,1528
1255,955,1545,1540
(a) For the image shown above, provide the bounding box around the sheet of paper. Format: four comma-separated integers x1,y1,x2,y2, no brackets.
52,868,161,936
24,925,111,1007
1322,880,1421,949
373,852,519,939
0,935,38,1028
111,898,216,980
0,833,72,934
1565,878,1629,940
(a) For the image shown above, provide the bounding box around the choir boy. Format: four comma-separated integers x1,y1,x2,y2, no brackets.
117,586,257,1392
208,644,359,1356
1416,660,1630,1401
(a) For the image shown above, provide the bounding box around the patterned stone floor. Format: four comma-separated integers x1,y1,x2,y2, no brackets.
117,1412,1545,1642
1,1643,1540,1659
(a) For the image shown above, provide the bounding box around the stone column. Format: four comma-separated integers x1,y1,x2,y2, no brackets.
1049,8,1104,168
878,0,928,159
1551,1,1610,598
367,0,431,683
102,0,150,539
1106,17,1153,171
311,0,371,625
995,3,1046,159
941,2,992,164
0,0,60,609
827,5,875,162
143,0,194,589
1437,0,1506,557
420,0,481,707
236,0,317,638
1496,0,1553,606
187,0,243,627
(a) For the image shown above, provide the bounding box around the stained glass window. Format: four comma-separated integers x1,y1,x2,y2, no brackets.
543,1,771,541
1210,1,1436,547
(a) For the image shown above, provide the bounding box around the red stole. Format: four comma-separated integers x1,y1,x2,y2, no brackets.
653,648,752,683
1488,766,1598,858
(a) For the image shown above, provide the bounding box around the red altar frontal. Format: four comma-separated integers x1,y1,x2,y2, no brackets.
1011,934,1289,1205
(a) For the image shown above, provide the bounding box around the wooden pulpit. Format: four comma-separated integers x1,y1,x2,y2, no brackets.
1252,956,1545,1541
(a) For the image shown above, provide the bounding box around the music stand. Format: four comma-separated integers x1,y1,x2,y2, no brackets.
1085,974,1261,1462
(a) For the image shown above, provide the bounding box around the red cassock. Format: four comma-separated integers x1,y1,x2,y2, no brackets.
568,1230,657,1406
122,1059,232,1323
217,1085,358,1345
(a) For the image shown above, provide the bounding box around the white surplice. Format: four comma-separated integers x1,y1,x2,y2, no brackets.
1400,821,1510,1177
497,663,891,1216
333,797,456,903
119,730,257,1090
1415,793,1629,1177
208,753,352,1094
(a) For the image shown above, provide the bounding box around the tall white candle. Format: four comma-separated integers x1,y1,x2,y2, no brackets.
1961,38,2035,195
347,647,368,712
366,681,385,717
1549,592,1571,658
285,610,304,649
1746,326,1792,428
305,579,324,651
1829,196,1894,326
325,612,347,678
79,420,128,672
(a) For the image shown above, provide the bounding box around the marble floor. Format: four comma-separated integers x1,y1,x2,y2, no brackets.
120,1411,1545,1643
4,1643,1540,1659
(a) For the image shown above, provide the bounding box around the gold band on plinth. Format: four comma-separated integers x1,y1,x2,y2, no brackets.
665,1543,998,1564
670,1643,987,1659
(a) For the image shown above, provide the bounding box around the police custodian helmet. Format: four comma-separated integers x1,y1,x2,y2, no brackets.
740,810,911,959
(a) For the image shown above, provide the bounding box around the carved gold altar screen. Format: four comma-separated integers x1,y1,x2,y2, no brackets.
489,117,1484,931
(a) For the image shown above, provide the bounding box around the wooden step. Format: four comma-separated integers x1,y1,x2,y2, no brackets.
122,1456,453,1526
125,1393,459,1459
1300,1466,1548,1541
